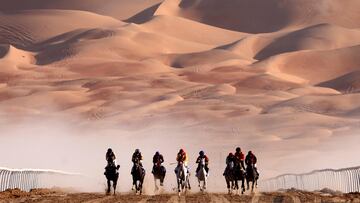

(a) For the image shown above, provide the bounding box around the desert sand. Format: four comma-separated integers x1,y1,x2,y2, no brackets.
0,0,360,193
1,188,360,203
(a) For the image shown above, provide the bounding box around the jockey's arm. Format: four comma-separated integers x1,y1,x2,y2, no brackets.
205,156,209,163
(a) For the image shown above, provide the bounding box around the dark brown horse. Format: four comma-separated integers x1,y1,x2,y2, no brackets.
104,159,120,195
132,159,145,195
245,164,259,193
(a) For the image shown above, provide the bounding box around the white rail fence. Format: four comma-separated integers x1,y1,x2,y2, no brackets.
0,167,80,192
260,166,360,193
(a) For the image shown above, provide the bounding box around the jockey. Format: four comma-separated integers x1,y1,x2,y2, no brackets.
226,152,234,165
223,152,234,175
176,148,188,165
195,150,209,175
131,149,143,174
234,147,245,170
152,151,165,172
106,148,116,166
104,148,119,176
175,148,189,174
245,151,259,176
153,151,164,165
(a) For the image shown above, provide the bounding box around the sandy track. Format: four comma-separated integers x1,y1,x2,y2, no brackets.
1,189,360,203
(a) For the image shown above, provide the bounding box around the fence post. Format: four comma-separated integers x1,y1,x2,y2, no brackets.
0,170,5,191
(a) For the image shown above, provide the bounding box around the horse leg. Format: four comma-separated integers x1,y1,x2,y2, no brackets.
132,176,135,190
160,175,164,186
226,179,230,194
140,180,143,195
177,179,181,196
246,179,250,190
113,179,117,195
251,181,254,193
187,176,191,190
241,178,245,194
107,179,111,194
235,180,239,195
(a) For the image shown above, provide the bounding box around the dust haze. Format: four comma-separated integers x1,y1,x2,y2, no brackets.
1,114,359,193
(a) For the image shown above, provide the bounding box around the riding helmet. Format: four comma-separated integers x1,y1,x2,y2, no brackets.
236,147,241,152
199,150,204,156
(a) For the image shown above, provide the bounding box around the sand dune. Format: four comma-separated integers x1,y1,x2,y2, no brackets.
0,0,162,20
0,44,34,64
0,10,122,47
162,49,248,68
318,71,360,94
0,0,360,190
256,45,360,84
254,24,360,60
141,15,245,46
154,0,360,33
266,93,360,117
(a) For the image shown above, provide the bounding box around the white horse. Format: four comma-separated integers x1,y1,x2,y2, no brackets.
196,158,208,192
175,162,190,196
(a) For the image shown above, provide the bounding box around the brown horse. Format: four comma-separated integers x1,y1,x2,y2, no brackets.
104,160,120,195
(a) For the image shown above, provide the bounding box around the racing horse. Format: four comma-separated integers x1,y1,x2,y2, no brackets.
152,161,166,192
245,163,259,193
196,158,208,192
104,158,120,195
175,162,191,196
131,158,145,195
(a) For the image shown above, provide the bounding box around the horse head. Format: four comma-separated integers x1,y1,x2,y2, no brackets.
227,161,234,170
199,158,206,167
177,162,186,180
